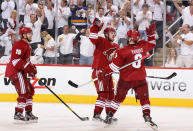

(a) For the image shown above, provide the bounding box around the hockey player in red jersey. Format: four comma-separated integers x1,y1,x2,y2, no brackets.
89,18,119,121
5,27,38,122
98,23,158,130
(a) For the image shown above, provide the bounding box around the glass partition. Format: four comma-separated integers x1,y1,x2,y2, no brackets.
0,0,192,67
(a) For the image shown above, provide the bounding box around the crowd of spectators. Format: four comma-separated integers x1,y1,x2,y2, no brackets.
0,0,192,67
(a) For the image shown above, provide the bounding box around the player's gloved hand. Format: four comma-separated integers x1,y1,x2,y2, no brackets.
97,69,106,81
146,23,156,37
28,64,37,78
90,18,104,33
24,62,37,78
93,18,102,27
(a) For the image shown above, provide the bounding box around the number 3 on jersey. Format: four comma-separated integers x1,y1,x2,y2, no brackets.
132,54,142,68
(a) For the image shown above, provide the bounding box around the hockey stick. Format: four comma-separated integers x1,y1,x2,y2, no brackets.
68,54,151,88
38,79,89,121
146,72,177,80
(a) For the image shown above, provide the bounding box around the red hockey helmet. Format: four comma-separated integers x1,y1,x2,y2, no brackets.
127,30,140,41
104,27,116,35
19,27,32,35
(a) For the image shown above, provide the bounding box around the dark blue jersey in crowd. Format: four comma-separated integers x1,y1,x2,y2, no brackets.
70,4,88,29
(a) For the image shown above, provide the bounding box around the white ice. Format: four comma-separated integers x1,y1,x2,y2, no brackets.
0,102,193,131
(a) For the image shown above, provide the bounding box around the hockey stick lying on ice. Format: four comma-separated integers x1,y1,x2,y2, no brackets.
38,79,89,121
68,54,151,88
146,72,177,79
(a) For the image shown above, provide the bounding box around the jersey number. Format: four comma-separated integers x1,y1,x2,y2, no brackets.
16,49,21,55
132,54,142,68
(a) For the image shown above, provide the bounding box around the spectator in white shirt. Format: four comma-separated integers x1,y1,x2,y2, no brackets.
0,29,16,56
173,0,193,27
175,24,193,67
122,0,132,16
1,0,15,29
25,8,45,55
18,0,26,23
56,0,71,36
24,0,38,25
44,0,55,37
119,0,128,10
114,9,131,47
37,1,48,31
133,0,145,16
151,0,164,48
57,25,77,64
165,48,178,67
7,9,16,29
136,4,152,40
79,28,95,65
87,3,94,27
40,32,56,64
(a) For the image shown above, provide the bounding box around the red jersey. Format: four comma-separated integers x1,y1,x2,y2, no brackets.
5,40,31,77
110,40,155,81
89,25,119,69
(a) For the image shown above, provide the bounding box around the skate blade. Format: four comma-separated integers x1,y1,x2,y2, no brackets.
104,121,117,128
92,118,104,123
145,122,158,131
13,119,29,124
28,119,38,123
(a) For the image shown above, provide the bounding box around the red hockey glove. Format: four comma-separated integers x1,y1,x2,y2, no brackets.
97,65,113,81
93,18,102,27
24,62,37,78
90,18,104,33
146,23,156,37
97,69,106,81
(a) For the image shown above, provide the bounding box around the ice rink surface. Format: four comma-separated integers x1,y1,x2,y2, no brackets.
0,102,193,131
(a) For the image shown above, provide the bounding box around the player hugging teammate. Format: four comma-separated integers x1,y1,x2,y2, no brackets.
95,22,158,130
89,18,120,122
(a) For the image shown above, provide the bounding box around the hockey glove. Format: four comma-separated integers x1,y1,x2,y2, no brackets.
97,69,106,81
146,23,156,38
24,62,37,78
90,18,104,33
97,66,113,81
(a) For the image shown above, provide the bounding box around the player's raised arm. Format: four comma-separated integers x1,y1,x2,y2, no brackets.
145,23,156,51
89,18,104,45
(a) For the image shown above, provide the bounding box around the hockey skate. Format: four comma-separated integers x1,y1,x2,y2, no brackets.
143,115,158,131
92,114,104,122
14,111,29,123
104,111,114,125
25,111,38,123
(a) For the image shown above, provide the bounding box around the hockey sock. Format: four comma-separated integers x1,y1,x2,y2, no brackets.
109,101,120,116
94,98,105,115
25,99,33,111
15,97,26,113
142,104,150,116
105,101,111,114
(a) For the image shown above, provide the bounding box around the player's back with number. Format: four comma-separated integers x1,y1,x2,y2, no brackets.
113,40,155,81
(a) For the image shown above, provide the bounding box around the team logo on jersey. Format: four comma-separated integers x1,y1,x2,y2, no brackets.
103,47,118,61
